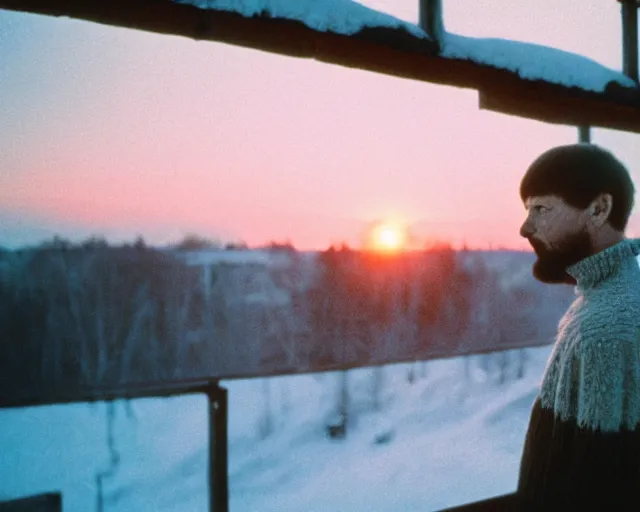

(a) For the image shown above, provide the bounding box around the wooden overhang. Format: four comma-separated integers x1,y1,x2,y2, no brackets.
2,0,640,133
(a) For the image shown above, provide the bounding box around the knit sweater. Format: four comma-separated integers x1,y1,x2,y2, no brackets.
517,238,640,510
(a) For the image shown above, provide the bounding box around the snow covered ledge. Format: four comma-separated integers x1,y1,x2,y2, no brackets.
2,0,639,131
177,0,637,94
442,33,638,94
174,0,430,39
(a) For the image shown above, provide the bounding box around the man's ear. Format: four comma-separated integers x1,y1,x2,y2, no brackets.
588,193,613,228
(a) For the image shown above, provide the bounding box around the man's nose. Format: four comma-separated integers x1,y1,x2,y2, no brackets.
520,218,535,239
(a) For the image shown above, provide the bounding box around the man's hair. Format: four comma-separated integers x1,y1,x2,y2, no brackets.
519,143,635,231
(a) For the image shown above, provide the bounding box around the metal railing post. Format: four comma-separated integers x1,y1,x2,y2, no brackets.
419,0,444,44
207,381,229,512
578,125,591,144
620,0,639,82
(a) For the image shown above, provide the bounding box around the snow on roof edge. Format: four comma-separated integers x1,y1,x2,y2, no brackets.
173,1,638,96
442,33,638,94
173,0,429,39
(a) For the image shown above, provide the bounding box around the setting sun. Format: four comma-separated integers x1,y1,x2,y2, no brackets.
367,221,408,253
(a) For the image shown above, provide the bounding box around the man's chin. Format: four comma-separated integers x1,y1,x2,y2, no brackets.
527,231,592,285
532,260,576,285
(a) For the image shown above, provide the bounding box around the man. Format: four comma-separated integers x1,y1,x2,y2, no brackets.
442,143,640,511
516,143,640,510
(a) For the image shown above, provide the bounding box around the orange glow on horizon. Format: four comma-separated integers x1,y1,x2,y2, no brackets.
366,221,408,253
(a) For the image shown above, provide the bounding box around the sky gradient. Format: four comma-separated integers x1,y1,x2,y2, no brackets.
1,0,639,250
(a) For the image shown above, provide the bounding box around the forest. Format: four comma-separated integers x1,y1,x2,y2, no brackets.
0,239,574,407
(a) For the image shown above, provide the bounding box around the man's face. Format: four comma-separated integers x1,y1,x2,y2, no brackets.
519,195,593,284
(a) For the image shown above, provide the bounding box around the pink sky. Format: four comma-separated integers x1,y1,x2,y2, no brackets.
0,0,639,250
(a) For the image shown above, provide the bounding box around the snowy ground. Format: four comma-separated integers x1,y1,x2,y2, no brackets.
0,347,551,511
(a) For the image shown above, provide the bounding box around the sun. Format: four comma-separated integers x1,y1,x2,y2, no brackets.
368,221,408,253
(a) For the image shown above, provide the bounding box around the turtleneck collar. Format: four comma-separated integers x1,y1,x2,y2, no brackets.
566,238,640,292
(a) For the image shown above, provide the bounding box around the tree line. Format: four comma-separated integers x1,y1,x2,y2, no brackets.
0,239,573,407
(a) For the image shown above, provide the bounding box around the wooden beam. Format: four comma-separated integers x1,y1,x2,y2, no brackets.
0,0,437,59
310,35,640,133
479,78,640,134
1,0,640,132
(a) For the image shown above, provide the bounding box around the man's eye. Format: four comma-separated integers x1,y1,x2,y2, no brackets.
533,205,549,214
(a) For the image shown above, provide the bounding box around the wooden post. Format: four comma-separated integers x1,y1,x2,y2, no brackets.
619,0,639,82
207,381,229,512
419,0,444,44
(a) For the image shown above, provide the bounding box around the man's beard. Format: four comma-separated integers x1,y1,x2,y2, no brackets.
529,230,593,284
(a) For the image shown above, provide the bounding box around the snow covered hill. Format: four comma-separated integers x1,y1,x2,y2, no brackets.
0,346,551,511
